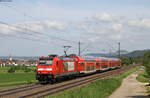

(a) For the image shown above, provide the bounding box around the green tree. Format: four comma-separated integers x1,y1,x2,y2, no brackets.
143,51,150,85
143,51,150,77
120,57,133,66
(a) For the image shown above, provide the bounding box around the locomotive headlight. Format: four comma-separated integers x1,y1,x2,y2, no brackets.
46,68,52,71
37,68,44,71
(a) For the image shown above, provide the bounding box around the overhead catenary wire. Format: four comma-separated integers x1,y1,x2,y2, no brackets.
0,4,77,43
0,3,120,55
0,20,77,44
0,32,49,44
83,39,118,53
0,4,38,20
97,36,119,51
0,22,50,43
80,43,91,55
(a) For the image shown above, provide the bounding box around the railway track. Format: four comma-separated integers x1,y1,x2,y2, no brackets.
0,65,137,98
0,83,43,97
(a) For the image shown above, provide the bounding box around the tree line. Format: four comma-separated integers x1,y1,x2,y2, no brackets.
121,51,150,80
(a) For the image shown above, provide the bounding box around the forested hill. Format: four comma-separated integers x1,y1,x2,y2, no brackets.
122,49,150,58
85,49,150,58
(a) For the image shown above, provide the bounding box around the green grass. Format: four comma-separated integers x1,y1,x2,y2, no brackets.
48,66,140,98
0,66,11,73
51,78,121,98
0,73,36,84
136,71,149,83
147,86,150,95
136,69,150,95
0,66,37,90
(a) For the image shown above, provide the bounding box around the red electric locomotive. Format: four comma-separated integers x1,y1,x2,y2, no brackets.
36,55,78,83
36,54,121,83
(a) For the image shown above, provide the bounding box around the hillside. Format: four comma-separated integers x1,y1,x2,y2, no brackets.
122,49,150,58
85,49,150,58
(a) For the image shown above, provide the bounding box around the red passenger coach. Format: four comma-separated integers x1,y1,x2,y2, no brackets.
73,57,97,74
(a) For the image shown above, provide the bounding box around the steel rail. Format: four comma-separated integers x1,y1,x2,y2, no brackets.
19,65,136,98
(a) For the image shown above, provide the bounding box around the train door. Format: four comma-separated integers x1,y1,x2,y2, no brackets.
78,62,85,72
109,61,112,68
96,62,101,70
101,60,109,70
55,60,63,75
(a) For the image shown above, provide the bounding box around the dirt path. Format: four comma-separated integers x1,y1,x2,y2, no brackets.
109,72,149,98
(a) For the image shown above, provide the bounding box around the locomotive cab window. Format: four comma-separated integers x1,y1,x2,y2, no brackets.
38,58,53,65
96,62,100,66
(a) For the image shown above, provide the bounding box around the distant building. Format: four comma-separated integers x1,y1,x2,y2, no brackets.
0,60,3,67
0,56,37,66
8,55,13,61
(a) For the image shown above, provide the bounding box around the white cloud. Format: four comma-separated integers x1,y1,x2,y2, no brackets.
0,24,19,35
0,20,67,36
109,33,122,40
76,14,150,47
88,37,99,42
0,24,11,34
77,13,124,42
94,13,114,22
1,12,150,53
44,21,67,31
128,19,150,29
77,14,150,45
113,23,123,32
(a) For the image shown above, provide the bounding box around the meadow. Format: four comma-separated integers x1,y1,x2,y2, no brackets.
0,66,37,90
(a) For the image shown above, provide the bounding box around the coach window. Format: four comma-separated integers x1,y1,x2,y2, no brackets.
80,62,84,66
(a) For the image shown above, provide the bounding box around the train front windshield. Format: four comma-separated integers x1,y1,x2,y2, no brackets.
38,58,53,65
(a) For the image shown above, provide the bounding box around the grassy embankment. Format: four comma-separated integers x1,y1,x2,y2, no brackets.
136,68,150,95
0,66,37,90
48,66,140,98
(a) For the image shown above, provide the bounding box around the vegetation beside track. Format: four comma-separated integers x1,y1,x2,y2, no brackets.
136,71,149,83
137,51,150,95
49,66,140,98
0,66,37,90
123,51,150,95
147,86,150,95
136,70,150,95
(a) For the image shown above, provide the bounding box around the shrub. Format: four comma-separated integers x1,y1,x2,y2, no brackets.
145,62,150,77
143,51,150,78
143,51,150,85
24,67,31,73
7,66,34,73
8,67,16,73
120,57,133,66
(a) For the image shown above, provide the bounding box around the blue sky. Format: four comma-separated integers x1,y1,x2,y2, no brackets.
0,0,150,56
